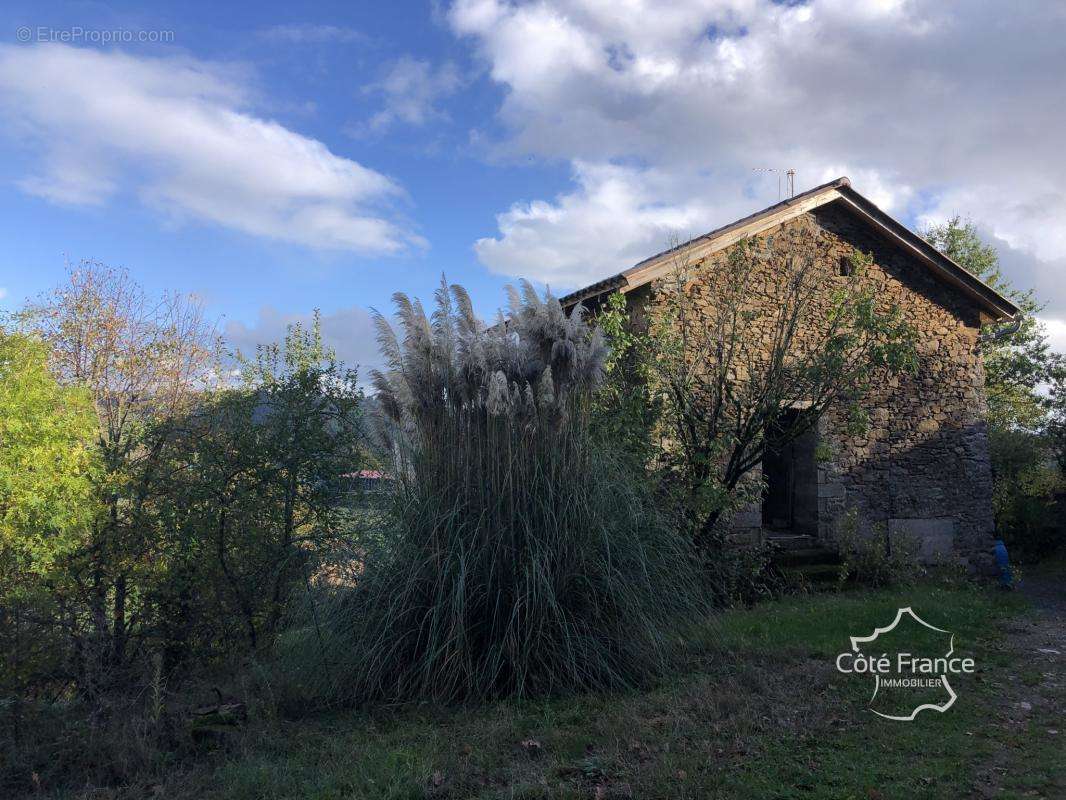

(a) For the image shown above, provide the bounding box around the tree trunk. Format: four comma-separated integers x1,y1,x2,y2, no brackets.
216,504,257,650
267,469,298,636
112,574,127,667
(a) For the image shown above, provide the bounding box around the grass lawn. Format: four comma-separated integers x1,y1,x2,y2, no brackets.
48,578,1065,800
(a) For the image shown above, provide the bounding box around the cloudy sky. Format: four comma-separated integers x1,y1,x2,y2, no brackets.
1,0,1065,369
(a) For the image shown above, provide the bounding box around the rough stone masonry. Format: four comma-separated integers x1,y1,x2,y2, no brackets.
570,186,1011,573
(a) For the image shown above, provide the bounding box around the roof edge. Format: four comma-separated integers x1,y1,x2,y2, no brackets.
559,176,850,307
833,185,1019,321
559,176,1019,322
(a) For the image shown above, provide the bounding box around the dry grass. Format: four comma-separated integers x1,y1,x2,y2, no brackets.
10,577,1053,800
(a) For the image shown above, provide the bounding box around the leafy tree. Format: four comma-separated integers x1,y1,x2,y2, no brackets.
924,218,1063,557
15,261,214,683
148,314,366,659
987,426,1063,559
3,279,370,777
1049,359,1066,474
636,230,917,548
0,331,99,580
923,217,1053,430
0,330,100,742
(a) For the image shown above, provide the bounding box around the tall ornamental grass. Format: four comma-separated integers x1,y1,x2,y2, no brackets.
281,280,702,705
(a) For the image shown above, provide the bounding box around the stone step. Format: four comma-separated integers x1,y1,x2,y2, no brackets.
771,544,841,567
766,533,819,551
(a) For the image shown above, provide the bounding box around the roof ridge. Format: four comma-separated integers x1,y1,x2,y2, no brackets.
625,176,851,274
558,176,1018,321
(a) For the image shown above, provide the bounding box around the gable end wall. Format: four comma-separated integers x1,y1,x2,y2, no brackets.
636,201,996,570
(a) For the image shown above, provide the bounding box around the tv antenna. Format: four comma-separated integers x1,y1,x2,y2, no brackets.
752,168,796,200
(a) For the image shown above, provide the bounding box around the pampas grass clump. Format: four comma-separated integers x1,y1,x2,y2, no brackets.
283,279,700,705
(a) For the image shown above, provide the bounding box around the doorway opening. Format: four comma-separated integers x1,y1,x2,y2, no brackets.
762,409,819,536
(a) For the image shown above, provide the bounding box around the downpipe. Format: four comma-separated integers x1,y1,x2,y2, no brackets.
979,317,1021,343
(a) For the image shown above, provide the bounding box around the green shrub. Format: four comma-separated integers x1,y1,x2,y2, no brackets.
700,541,794,607
278,280,703,706
835,510,923,588
990,427,1065,561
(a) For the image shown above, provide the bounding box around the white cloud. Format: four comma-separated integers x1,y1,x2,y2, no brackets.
0,287,7,300
450,0,1066,331
0,44,422,254
1041,318,1066,358
364,57,462,133
917,187,1066,275
478,161,722,287
476,159,914,288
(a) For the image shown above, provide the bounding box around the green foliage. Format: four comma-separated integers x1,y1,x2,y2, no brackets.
835,510,923,588
592,291,660,462
923,217,1053,431
1,306,372,794
701,542,791,607
924,218,1064,556
8,262,217,693
1048,362,1066,475
0,331,100,579
278,280,702,705
0,330,102,733
989,427,1064,560
813,441,834,464
639,233,917,546
2,266,369,747
147,313,366,657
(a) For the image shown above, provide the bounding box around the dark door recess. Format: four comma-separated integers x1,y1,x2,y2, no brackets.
762,409,819,536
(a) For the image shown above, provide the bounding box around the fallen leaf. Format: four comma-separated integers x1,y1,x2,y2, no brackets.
431,770,444,788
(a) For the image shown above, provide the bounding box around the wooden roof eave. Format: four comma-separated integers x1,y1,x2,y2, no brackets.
559,180,849,309
833,189,1019,323
561,178,1020,323
621,188,845,290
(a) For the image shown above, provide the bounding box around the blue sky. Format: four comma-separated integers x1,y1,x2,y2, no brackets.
0,0,572,365
2,0,1065,369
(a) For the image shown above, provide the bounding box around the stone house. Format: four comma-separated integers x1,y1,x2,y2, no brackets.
560,177,1019,570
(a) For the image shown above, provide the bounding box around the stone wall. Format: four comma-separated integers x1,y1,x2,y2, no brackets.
630,200,997,570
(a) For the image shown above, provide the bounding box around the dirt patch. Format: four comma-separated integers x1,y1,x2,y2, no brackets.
970,565,1066,799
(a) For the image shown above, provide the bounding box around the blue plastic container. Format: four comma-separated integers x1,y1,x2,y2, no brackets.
993,539,1013,588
